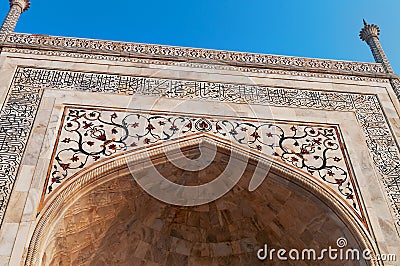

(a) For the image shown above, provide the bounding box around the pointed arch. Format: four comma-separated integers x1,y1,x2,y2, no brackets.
26,135,378,265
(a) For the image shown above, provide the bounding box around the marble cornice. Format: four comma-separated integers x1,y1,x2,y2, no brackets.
0,32,392,78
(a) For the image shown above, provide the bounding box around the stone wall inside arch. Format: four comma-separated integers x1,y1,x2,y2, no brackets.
33,149,367,265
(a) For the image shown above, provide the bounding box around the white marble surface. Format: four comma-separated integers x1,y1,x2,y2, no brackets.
0,50,398,264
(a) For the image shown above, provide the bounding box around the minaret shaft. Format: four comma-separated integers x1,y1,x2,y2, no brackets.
360,20,400,100
0,0,30,42
359,21,394,74
366,36,394,73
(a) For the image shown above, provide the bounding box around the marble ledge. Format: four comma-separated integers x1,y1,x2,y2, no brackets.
0,33,393,79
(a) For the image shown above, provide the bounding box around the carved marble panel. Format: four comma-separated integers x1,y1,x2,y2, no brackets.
1,47,389,84
3,33,386,76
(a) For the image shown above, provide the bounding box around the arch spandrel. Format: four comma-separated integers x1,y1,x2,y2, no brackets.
40,105,366,226
28,134,377,265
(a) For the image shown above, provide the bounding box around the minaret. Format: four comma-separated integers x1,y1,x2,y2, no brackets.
359,19,394,74
0,0,30,42
360,20,400,99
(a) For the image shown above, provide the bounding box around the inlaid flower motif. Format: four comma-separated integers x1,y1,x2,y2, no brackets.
48,109,356,213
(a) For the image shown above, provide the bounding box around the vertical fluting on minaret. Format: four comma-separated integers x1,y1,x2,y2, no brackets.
0,0,30,42
360,20,400,100
359,19,394,73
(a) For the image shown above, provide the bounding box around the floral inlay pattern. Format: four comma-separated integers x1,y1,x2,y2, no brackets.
44,106,364,222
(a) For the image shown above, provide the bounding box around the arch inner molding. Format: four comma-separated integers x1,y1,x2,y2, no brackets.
41,105,365,224
0,66,399,233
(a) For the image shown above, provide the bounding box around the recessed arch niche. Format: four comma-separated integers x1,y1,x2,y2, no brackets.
26,136,376,265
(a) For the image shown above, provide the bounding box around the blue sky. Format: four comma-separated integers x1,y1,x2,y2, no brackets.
1,0,399,73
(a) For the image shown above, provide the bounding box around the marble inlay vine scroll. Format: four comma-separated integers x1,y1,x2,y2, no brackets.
41,106,365,227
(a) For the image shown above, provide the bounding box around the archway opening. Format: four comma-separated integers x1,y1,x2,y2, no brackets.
38,142,367,265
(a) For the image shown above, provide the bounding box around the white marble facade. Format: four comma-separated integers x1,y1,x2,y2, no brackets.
0,28,399,265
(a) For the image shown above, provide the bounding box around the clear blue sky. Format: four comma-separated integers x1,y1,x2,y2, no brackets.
1,0,399,73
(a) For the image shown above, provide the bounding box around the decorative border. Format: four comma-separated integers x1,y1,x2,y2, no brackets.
390,78,400,99
0,67,399,235
2,47,390,84
3,33,386,76
0,71,42,224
